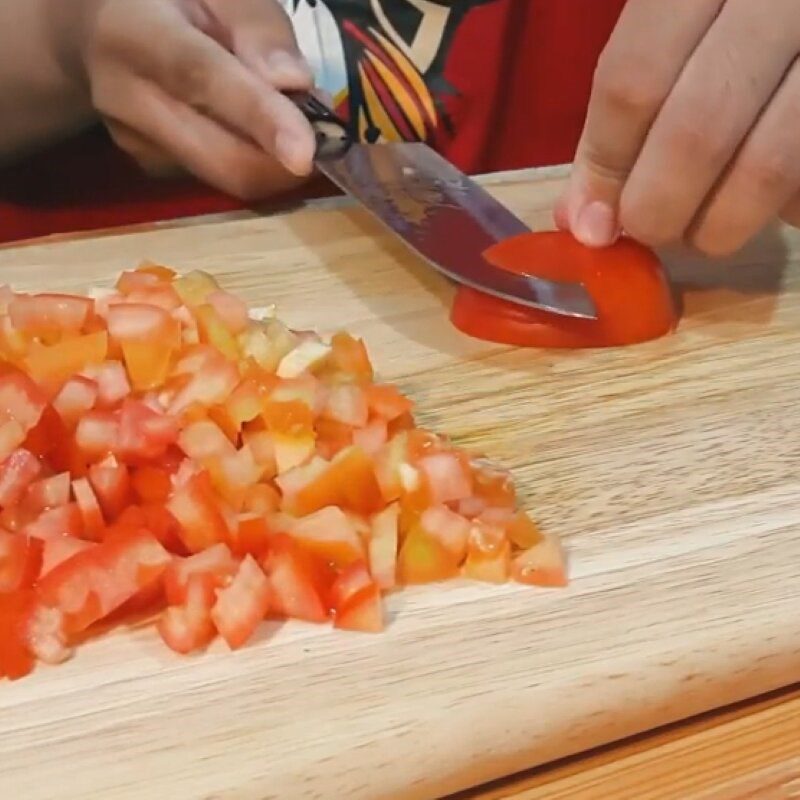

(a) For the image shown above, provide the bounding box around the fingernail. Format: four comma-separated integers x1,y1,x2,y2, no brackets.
574,201,619,247
263,50,312,84
275,130,313,176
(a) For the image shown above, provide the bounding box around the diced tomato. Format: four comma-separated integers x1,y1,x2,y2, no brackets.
240,430,276,475
314,418,353,460
206,290,249,335
241,483,280,516
106,303,177,344
81,361,130,407
130,466,172,504
23,472,71,514
75,410,119,459
88,461,131,519
115,504,185,554
263,534,334,623
506,511,544,550
38,527,171,633
116,269,161,294
0,371,47,433
136,262,177,282
368,503,399,590
323,384,368,428
158,573,216,654
291,506,365,568
463,522,511,583
52,376,98,425
40,536,95,577
178,419,236,460
331,561,384,633
25,331,109,390
472,464,516,509
0,419,26,463
279,446,384,517
0,531,43,591
365,384,414,421
211,555,271,649
72,478,105,540
163,542,238,605
173,270,221,307
328,332,373,383
166,472,229,553
352,419,388,457
9,293,92,340
420,505,470,563
168,355,239,415
0,591,38,679
118,399,178,460
228,514,272,558
417,452,472,505
23,503,83,540
511,536,569,588
397,523,460,584
0,449,41,508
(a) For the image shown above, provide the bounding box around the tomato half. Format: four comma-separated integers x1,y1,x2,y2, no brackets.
450,231,677,349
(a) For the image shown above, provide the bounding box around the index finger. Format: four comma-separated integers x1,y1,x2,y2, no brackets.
113,1,315,175
564,0,723,246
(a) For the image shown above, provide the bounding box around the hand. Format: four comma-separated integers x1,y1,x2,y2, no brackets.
62,0,317,199
559,0,800,256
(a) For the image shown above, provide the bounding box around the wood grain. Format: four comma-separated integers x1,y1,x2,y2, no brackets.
1,167,799,800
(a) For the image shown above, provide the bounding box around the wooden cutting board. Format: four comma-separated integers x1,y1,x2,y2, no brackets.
1,167,799,800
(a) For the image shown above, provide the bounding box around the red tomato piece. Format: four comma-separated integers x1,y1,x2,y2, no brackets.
23,503,83,540
463,522,511,583
81,361,131,408
168,355,239,416
163,542,238,605
0,371,47,434
420,505,471,563
365,384,414,421
323,384,368,428
206,290,249,335
72,478,105,540
0,448,41,508
23,472,71,514
290,506,365,568
0,590,38,679
8,293,92,340
450,232,677,349
0,531,43,591
241,483,280,516
37,527,171,633
40,536,95,577
368,503,399,591
166,472,230,553
130,466,172,504
417,452,472,506
511,536,569,588
331,561,384,633
24,331,109,390
106,302,176,343
88,460,131,519
211,555,272,649
117,399,178,461
158,573,216,654
397,523,460,584
263,534,334,624
75,410,119,459
52,376,98,425
115,270,161,294
177,419,236,461
328,332,373,383
352,419,388,457
228,514,272,558
505,511,545,550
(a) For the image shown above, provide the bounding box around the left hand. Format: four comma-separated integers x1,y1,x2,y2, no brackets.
558,0,800,256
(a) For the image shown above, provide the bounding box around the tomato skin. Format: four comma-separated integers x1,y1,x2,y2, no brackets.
0,590,37,679
0,531,44,591
450,231,677,349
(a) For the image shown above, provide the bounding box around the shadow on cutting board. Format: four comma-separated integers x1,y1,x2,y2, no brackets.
286,206,794,359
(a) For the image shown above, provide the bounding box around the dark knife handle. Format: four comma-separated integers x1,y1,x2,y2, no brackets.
290,92,353,161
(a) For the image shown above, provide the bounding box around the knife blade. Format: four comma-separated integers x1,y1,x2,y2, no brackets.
293,94,597,320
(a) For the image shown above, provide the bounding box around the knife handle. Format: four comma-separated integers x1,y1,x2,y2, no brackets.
290,92,353,161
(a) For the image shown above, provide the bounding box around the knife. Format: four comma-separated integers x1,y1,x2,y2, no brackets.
292,94,597,320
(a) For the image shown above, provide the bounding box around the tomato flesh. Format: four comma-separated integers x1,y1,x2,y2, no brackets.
451,231,677,349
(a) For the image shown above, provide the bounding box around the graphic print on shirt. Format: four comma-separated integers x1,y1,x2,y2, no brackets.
280,0,501,144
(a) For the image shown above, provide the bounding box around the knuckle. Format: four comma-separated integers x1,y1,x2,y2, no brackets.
169,47,213,108
619,200,673,248
592,51,664,115
741,152,794,198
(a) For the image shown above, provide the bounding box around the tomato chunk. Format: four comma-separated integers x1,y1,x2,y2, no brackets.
331,561,384,633
211,555,272,649
451,231,677,349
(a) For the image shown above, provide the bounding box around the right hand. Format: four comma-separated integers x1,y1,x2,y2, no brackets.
61,0,318,199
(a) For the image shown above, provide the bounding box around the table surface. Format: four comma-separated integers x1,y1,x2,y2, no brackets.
6,167,799,800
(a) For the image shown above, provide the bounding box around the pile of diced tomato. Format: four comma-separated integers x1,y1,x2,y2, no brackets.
0,264,567,680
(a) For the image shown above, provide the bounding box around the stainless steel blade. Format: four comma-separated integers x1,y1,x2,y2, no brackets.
317,142,597,319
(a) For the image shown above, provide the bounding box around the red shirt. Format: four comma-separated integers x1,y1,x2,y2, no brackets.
0,0,626,245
